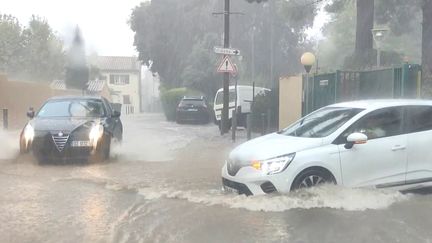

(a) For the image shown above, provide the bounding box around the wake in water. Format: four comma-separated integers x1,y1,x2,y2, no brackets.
136,185,409,211
0,130,19,160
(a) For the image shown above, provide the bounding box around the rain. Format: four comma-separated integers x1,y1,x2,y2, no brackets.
1,0,432,242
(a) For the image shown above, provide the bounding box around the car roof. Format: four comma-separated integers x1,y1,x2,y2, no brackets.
182,96,204,100
47,95,104,101
328,99,432,109
216,85,270,92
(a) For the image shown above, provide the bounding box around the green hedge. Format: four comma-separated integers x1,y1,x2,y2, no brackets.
160,87,202,121
251,88,279,132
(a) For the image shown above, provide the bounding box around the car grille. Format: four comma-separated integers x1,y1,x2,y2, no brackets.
222,178,253,196
51,132,69,152
260,181,277,194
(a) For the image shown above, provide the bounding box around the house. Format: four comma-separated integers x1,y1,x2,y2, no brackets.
94,56,142,115
50,79,112,101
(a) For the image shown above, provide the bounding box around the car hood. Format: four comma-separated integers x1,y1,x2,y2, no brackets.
229,133,323,165
29,117,102,133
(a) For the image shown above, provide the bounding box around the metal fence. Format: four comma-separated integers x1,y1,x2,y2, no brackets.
303,64,422,115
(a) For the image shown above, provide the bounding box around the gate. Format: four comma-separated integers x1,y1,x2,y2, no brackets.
303,64,421,115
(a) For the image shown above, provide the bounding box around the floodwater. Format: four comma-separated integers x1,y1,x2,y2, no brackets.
1,114,432,243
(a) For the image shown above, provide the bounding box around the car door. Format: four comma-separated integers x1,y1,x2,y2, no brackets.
405,105,432,182
335,106,407,188
102,98,121,139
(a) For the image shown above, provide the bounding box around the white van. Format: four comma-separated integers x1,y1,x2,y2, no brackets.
213,85,270,129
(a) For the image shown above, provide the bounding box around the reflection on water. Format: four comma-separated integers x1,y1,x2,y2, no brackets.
78,166,110,242
80,194,109,242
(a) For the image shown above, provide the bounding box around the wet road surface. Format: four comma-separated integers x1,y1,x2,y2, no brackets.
1,113,432,243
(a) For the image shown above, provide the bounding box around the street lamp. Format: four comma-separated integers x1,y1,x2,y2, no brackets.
371,26,389,68
301,52,316,115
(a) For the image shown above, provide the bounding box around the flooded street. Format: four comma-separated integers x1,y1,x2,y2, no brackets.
1,114,432,243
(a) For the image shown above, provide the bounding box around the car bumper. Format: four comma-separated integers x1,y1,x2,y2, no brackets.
176,111,209,122
30,136,96,162
221,163,294,195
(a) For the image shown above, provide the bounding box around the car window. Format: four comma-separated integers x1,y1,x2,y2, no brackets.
406,106,432,133
102,97,112,116
278,107,363,138
180,99,206,106
37,100,106,118
215,90,236,105
336,107,403,143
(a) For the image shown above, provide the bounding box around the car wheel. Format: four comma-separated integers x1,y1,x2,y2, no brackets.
290,168,336,191
103,136,111,160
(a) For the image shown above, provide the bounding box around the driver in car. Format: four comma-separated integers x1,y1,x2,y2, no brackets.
360,116,386,139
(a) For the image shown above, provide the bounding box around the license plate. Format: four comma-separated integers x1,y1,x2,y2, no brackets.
187,108,198,111
71,141,91,147
223,186,239,194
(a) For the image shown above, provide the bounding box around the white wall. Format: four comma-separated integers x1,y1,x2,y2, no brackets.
140,65,161,112
103,70,141,115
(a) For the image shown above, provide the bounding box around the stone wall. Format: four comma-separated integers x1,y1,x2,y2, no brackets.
0,74,80,129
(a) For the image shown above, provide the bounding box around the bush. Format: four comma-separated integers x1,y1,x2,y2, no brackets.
251,88,279,132
160,87,202,121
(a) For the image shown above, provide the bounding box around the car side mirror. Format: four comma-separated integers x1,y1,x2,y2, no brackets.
344,132,368,149
112,110,121,118
26,108,35,119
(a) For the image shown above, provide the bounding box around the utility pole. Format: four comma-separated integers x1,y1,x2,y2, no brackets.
221,0,230,134
269,0,274,88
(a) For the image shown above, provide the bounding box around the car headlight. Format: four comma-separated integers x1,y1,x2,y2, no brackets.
251,153,296,175
89,124,104,142
24,124,35,143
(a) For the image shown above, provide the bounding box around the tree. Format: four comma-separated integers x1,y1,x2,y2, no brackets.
22,16,65,82
0,14,65,81
340,0,376,69
318,0,422,71
65,27,89,90
0,14,24,76
130,0,313,97
422,0,432,97
181,33,220,98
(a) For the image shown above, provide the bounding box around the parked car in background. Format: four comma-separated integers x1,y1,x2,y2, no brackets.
222,99,432,195
213,85,270,130
20,96,123,163
176,96,211,124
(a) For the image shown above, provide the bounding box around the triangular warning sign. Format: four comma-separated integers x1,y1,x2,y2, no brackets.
217,56,236,73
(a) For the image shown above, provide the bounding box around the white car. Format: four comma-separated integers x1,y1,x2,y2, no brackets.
222,99,432,195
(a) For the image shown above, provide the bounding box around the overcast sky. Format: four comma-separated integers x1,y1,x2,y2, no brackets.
1,0,144,56
1,0,328,57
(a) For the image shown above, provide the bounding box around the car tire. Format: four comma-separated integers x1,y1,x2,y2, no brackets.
102,136,111,160
290,168,336,191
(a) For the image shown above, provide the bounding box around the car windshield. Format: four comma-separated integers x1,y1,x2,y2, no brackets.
37,100,106,118
180,99,205,106
278,107,364,138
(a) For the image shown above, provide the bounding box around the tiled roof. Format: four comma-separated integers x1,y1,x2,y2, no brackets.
87,80,105,92
94,56,141,71
51,80,105,92
51,80,66,90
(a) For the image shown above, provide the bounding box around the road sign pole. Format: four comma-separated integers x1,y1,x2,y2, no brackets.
222,0,230,135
